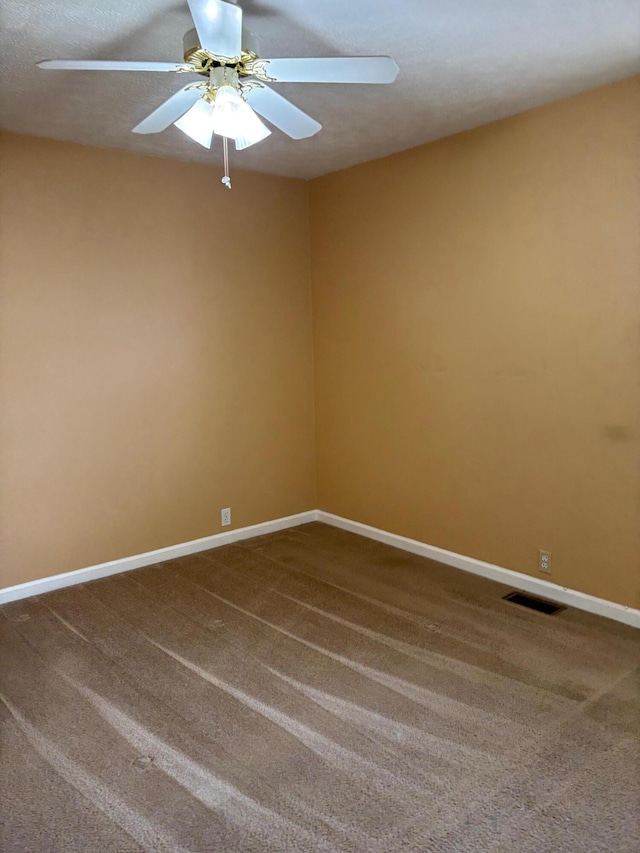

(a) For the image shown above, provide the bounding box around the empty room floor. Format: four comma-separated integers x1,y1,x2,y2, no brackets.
1,522,638,852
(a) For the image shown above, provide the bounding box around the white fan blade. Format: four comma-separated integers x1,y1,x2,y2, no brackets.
187,0,242,60
258,57,399,84
244,85,321,140
132,86,204,134
38,60,190,72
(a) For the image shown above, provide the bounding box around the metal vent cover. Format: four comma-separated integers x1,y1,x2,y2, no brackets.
503,591,565,615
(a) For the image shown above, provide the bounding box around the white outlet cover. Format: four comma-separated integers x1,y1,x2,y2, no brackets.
221,508,231,527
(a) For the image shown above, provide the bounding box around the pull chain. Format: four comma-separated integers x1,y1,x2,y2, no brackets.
221,136,231,189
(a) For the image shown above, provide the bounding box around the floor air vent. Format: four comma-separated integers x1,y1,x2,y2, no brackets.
503,591,565,615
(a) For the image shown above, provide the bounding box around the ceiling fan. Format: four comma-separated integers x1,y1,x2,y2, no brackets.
38,0,399,186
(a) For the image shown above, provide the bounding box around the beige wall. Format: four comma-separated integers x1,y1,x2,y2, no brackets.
2,77,638,607
0,133,316,588
310,77,640,608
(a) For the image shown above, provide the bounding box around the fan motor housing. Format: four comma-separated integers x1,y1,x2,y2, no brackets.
182,27,260,69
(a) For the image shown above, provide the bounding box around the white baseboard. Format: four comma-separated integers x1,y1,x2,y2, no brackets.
2,508,637,628
0,511,319,606
317,511,640,629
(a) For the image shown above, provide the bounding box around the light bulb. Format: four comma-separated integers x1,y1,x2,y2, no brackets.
174,98,215,148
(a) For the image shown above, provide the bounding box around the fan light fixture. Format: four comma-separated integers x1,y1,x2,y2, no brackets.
174,86,271,151
174,67,271,156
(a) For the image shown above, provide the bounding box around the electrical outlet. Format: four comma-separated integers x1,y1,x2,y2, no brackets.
221,507,231,527
539,550,552,574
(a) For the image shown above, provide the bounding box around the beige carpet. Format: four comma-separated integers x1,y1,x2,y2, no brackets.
1,522,639,852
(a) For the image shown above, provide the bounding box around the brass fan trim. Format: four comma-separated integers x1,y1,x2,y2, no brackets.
183,46,274,81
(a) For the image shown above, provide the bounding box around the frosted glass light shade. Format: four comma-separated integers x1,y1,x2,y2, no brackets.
234,109,271,150
174,98,215,148
212,85,271,149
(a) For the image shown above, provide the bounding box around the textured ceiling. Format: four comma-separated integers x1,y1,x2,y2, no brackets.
1,0,639,179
